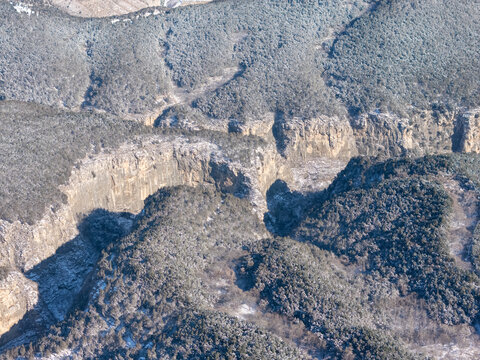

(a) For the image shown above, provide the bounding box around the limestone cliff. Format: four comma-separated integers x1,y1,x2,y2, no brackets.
351,110,456,156
1,136,250,273
454,108,480,153
268,109,477,162
272,114,357,161
0,270,37,337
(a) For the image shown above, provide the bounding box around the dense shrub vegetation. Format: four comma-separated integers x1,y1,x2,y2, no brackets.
3,0,479,120
470,223,480,277
296,155,480,325
165,0,369,120
0,3,89,108
156,310,302,359
83,17,171,115
239,154,480,358
246,238,417,359
327,0,480,115
0,0,369,119
0,3,170,116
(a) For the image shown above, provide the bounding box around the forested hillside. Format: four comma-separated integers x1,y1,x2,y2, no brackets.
1,0,480,359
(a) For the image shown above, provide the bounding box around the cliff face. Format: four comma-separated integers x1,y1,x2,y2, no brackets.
272,114,357,161
1,136,251,272
0,271,37,337
266,108,480,166
351,110,456,156
454,109,480,153
2,105,469,272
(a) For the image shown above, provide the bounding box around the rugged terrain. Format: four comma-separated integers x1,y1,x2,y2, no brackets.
1,0,480,359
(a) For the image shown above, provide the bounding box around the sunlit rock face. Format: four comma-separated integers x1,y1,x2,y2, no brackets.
454,109,480,153
0,270,37,337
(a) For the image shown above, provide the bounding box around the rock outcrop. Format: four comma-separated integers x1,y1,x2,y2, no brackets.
351,110,456,156
454,108,480,153
268,109,471,162
272,114,357,161
0,270,37,337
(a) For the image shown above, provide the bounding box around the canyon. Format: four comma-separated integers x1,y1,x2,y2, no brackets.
1,0,480,357
1,105,479,343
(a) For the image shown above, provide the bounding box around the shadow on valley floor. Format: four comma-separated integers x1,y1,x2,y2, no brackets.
263,179,324,237
0,209,135,351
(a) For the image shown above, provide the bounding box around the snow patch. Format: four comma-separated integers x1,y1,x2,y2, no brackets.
215,279,228,287
214,278,229,294
45,349,73,360
12,3,34,16
235,304,256,319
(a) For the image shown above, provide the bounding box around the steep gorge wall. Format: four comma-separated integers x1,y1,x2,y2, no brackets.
454,108,480,153
3,107,475,275
269,109,480,163
0,135,285,337
0,136,256,272
0,271,37,340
